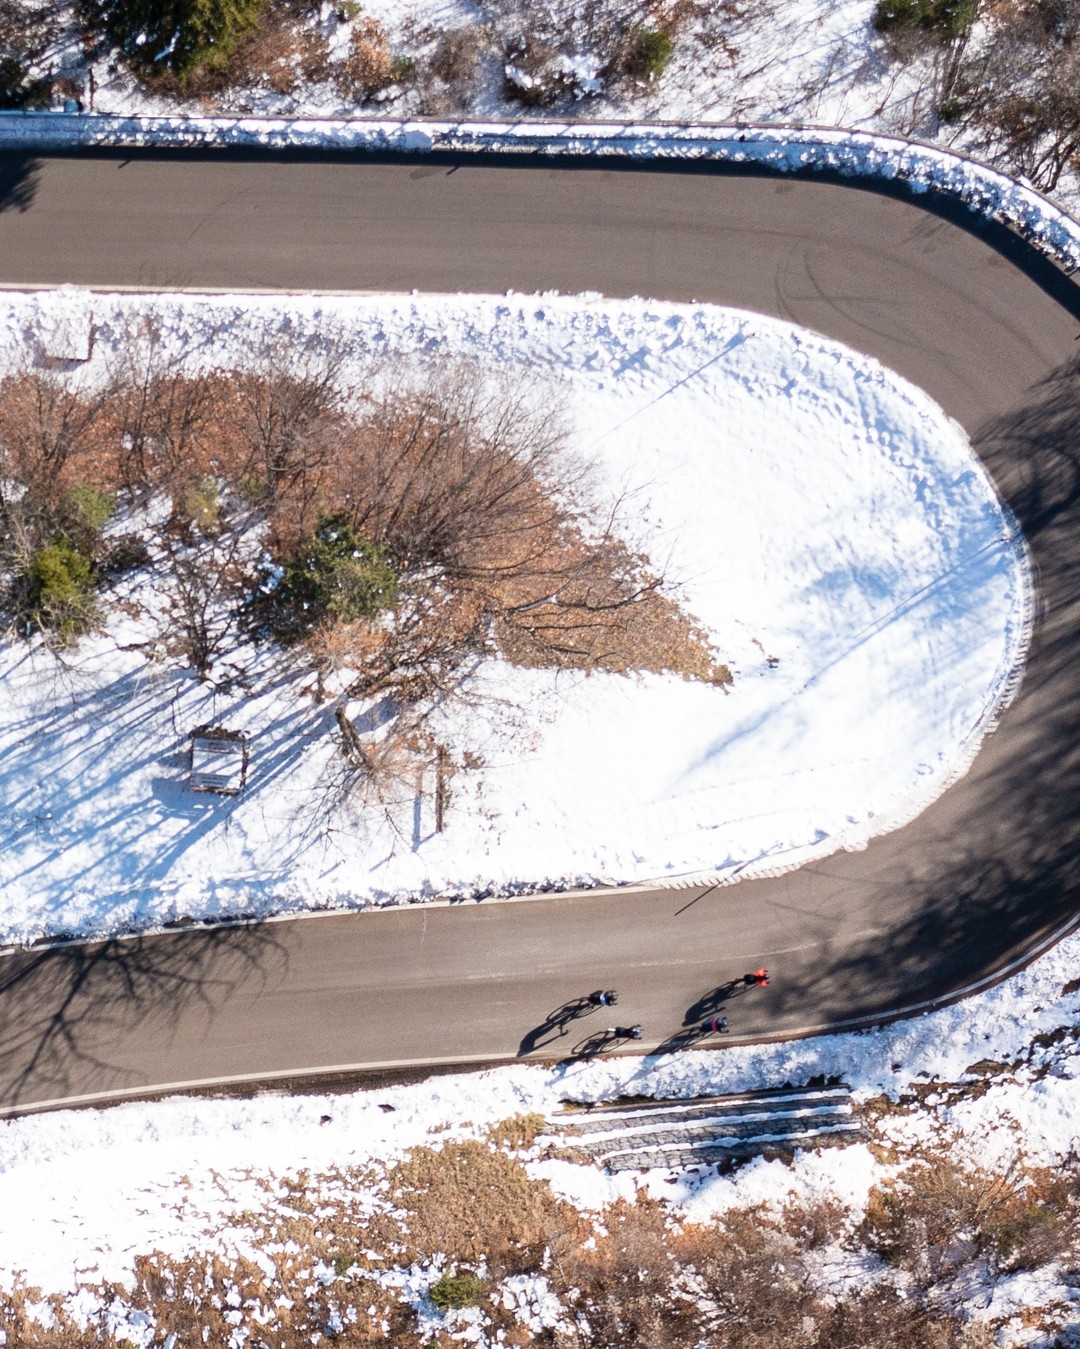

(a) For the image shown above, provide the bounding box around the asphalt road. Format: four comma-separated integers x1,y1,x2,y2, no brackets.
2,147,1080,1115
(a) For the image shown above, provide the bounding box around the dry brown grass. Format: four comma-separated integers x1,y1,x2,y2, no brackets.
334,17,401,100
485,1111,549,1150
383,1138,586,1273
2,1144,1077,1346
114,1248,422,1346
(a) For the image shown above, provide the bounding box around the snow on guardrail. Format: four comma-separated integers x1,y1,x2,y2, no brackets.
2,111,1080,274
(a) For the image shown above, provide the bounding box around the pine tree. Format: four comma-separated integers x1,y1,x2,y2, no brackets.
82,0,266,79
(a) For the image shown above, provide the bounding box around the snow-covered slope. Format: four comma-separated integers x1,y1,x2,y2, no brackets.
0,289,1027,941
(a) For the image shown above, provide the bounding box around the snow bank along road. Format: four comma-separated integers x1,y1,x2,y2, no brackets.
1,147,1080,1115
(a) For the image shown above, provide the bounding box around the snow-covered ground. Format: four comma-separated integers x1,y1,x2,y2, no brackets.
0,288,1027,943
1,911,1078,1344
65,0,910,130
0,5,1075,1338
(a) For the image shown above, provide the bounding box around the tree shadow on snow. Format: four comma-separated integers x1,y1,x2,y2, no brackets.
0,658,339,930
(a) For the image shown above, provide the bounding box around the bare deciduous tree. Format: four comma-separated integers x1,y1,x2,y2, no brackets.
951,0,1080,188
104,318,220,498
309,366,726,697
0,333,728,772
0,365,114,503
228,330,354,509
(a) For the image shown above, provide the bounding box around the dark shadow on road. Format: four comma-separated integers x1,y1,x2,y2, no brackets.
653,1024,714,1056
682,980,750,1025
557,1025,641,1064
0,153,42,213
0,924,288,1113
518,995,603,1055
558,1030,615,1064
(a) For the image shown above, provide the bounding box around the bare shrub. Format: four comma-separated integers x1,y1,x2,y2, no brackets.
502,32,577,105
102,337,220,497
422,25,488,110
329,370,571,577
951,0,1080,188
550,1195,701,1348
105,317,350,512
985,1163,1078,1272
0,367,115,505
334,17,402,100
494,0,687,104
330,702,442,837
317,368,729,694
781,1193,850,1249
229,16,306,94
677,1207,818,1347
3,1143,1068,1346
296,26,332,81
225,333,353,510
154,524,252,676
306,615,381,699
383,1139,584,1273
816,1285,993,1348
215,0,335,94
859,1155,1075,1285
344,587,485,707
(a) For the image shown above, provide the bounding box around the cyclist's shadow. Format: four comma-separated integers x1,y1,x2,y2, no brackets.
518,996,599,1056
652,1024,711,1056
558,1026,633,1065
682,979,746,1026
